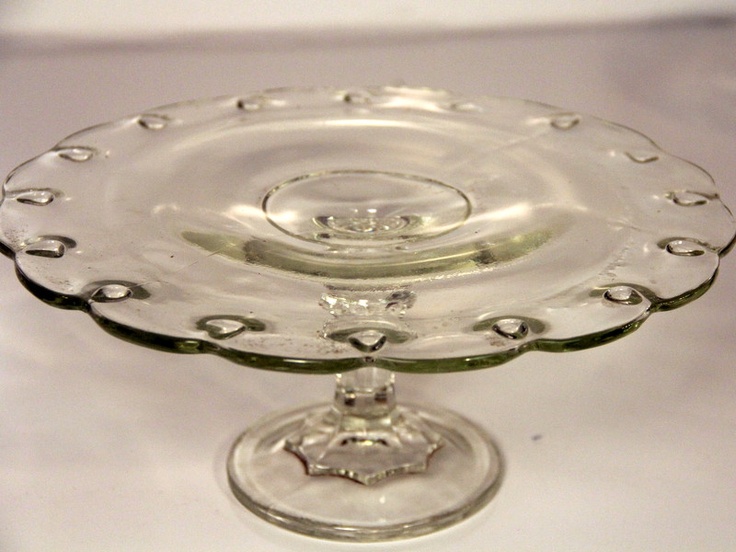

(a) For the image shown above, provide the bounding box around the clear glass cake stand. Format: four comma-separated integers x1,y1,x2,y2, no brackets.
1,86,734,542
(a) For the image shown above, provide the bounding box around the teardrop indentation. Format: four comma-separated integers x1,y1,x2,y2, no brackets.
203,318,247,339
56,147,95,162
604,285,643,305
625,150,659,163
14,189,55,206
342,91,372,105
348,330,388,353
137,114,169,130
449,101,482,112
669,191,710,207
91,284,133,302
24,239,66,258
550,113,580,130
197,316,266,339
666,239,706,257
492,318,529,340
236,96,265,112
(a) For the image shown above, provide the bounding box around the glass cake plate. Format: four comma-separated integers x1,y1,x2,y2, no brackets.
1,86,734,541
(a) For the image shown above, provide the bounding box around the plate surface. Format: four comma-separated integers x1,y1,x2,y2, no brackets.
1,86,733,373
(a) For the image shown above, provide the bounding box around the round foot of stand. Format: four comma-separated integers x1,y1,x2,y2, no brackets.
227,404,503,541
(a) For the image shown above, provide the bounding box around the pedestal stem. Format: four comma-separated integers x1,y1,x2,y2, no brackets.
284,366,443,485
334,367,396,420
227,373,503,540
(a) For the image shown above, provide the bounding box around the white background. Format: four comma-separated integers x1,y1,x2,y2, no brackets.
2,0,735,38
2,4,736,552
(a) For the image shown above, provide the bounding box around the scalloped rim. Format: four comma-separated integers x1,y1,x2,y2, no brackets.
8,257,721,374
2,86,735,374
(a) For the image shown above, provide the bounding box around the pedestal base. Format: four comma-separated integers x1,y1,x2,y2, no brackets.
227,403,503,541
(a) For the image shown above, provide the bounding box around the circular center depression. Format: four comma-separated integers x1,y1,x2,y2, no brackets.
263,170,471,246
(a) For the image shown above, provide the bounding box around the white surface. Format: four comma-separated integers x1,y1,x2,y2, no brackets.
2,18,736,552
1,0,735,39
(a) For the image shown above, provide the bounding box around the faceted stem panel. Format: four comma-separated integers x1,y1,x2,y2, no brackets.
284,367,443,485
